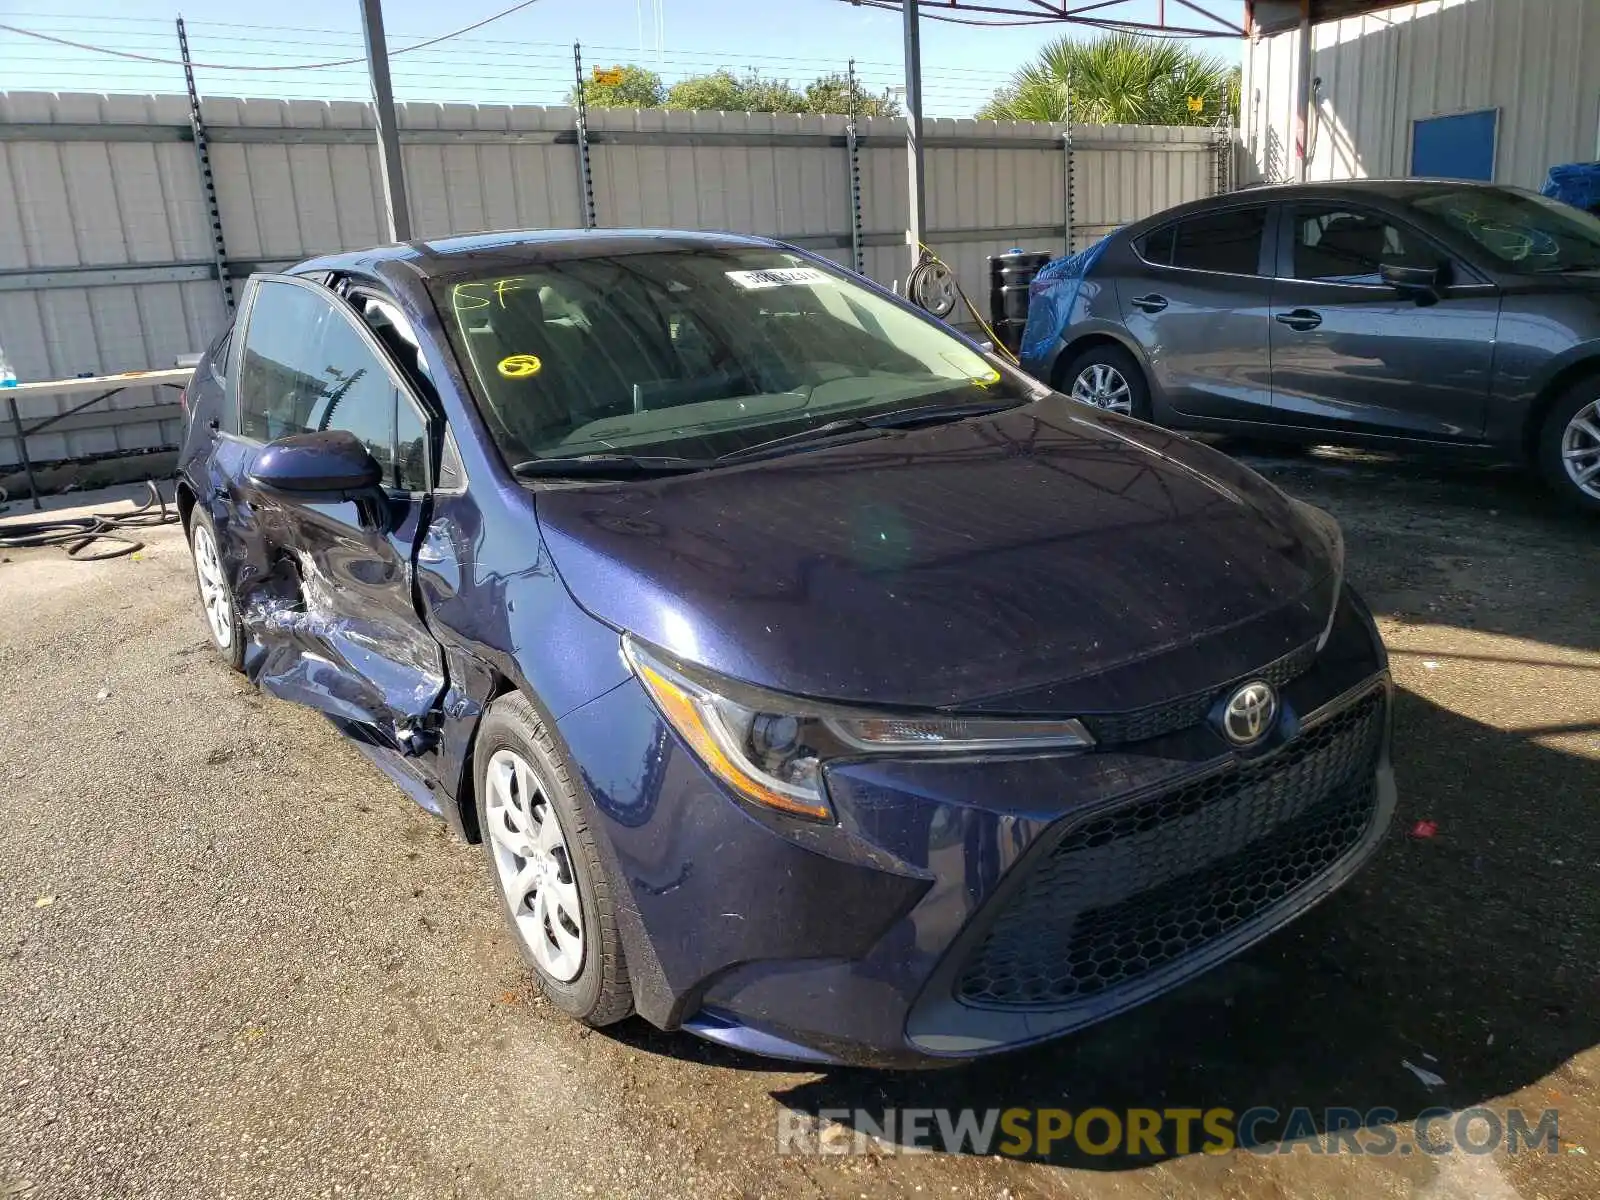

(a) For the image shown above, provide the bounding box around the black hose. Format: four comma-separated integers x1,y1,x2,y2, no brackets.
0,480,180,561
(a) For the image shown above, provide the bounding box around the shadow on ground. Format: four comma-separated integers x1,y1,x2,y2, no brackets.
1229,446,1599,654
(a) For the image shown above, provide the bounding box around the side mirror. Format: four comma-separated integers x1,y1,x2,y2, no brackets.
249,430,384,501
1381,261,1449,305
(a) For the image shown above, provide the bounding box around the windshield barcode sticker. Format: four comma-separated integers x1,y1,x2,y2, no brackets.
725,267,831,290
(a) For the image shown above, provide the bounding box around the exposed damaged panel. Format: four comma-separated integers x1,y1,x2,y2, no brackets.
233,514,446,755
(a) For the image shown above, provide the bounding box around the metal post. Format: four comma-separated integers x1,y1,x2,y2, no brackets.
176,18,234,314
572,43,598,229
1062,82,1073,254
5,394,41,511
360,0,412,242
1293,0,1311,182
846,59,865,275
902,0,926,273
1217,108,1235,195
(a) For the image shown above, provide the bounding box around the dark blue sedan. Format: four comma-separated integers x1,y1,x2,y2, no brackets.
176,229,1394,1067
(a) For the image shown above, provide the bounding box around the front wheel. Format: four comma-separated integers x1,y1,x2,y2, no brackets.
1059,343,1152,421
1537,385,1600,514
475,691,634,1026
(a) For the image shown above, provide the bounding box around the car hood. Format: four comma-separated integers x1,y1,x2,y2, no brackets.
535,400,1342,714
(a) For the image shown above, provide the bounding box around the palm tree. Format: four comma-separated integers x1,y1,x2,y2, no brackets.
978,33,1238,126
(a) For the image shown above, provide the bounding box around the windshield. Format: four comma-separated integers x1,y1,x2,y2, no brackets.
1410,186,1600,272
431,248,1029,466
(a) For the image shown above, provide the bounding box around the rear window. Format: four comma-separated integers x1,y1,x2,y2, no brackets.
1142,207,1267,276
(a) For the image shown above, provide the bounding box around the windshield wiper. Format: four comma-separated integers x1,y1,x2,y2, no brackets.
866,399,1023,428
714,399,1023,466
512,454,710,479
713,418,889,465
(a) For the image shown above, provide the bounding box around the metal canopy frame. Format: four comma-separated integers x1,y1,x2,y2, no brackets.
868,0,1246,270
860,1,1245,39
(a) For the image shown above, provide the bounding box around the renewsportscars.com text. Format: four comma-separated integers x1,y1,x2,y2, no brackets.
776,1105,1563,1158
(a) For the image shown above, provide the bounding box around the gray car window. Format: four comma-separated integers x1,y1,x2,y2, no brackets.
1143,207,1266,276
1293,208,1437,284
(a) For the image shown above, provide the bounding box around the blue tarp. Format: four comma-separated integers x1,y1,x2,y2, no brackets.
1019,236,1113,369
1541,162,1600,213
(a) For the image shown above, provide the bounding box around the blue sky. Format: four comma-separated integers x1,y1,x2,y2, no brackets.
0,0,1244,117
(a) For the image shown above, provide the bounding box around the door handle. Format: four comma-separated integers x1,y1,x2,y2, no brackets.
1131,293,1169,313
1275,308,1323,331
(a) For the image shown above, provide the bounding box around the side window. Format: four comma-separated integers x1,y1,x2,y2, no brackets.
1139,224,1176,266
437,430,466,491
207,324,233,383
1169,207,1267,275
239,280,408,488
395,398,428,492
1292,207,1439,284
354,293,434,387
238,282,324,441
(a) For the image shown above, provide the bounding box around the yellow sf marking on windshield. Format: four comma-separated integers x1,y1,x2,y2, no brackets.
498,354,543,379
454,279,527,311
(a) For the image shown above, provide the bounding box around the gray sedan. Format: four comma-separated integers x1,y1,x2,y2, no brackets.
1021,180,1600,512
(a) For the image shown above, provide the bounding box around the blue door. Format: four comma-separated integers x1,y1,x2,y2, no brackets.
1411,110,1498,181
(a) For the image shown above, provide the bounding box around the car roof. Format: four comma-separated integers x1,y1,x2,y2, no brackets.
1121,178,1519,230
293,228,786,281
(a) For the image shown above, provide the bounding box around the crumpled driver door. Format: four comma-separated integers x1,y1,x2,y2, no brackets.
225,272,447,753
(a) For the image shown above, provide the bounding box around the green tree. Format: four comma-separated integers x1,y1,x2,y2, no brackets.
977,33,1238,126
573,63,906,117
570,64,666,109
803,73,903,118
665,69,808,113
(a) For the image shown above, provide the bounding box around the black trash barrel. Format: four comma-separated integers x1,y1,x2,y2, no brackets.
987,249,1052,353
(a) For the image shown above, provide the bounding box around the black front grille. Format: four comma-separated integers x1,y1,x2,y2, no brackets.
1079,639,1318,746
957,690,1386,1010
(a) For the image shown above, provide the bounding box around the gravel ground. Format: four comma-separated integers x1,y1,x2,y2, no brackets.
1,450,1596,1200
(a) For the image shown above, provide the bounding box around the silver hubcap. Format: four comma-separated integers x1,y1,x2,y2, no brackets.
1561,398,1600,500
1071,362,1134,414
190,523,233,649
485,749,585,983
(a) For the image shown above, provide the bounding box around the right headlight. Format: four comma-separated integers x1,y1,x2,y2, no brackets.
623,637,1094,822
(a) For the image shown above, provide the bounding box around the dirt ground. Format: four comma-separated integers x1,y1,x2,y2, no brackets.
1,449,1597,1200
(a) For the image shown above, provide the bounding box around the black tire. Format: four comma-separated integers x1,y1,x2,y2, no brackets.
1057,342,1153,421
1536,382,1600,515
186,506,245,672
474,690,634,1026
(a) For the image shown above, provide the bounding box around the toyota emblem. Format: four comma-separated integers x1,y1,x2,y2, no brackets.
1221,680,1278,746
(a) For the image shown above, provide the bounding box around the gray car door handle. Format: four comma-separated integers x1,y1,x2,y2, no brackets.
1131,294,1168,313
1275,308,1323,331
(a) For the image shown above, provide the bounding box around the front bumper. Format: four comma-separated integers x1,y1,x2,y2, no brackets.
555,586,1394,1067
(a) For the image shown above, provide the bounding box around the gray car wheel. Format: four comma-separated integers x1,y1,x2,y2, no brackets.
1060,344,1151,421
1538,384,1600,514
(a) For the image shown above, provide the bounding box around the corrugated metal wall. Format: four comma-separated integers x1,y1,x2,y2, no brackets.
0,92,1224,469
0,93,226,464
1242,0,1600,188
